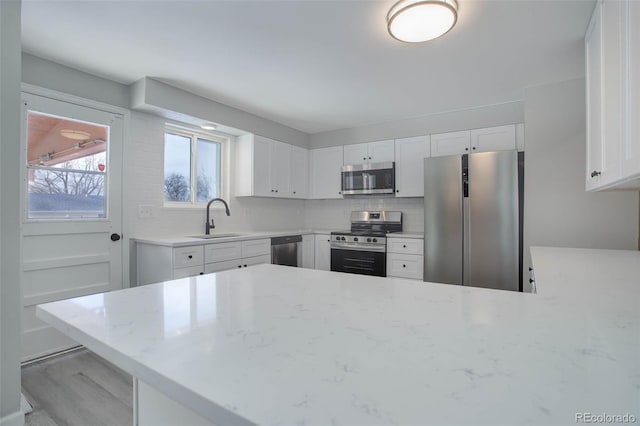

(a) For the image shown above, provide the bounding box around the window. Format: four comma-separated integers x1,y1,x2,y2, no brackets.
26,111,109,219
164,126,224,204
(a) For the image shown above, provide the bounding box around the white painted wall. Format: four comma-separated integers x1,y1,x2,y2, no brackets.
1,1,24,425
309,101,524,148
522,78,639,292
22,53,129,109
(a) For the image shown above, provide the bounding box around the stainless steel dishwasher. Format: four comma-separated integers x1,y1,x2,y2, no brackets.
271,235,302,267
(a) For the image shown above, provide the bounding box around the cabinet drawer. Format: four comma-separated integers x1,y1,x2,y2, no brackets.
204,242,242,263
204,259,241,274
173,246,204,269
387,238,423,255
241,239,271,258
387,254,423,280
173,265,204,279
243,254,271,267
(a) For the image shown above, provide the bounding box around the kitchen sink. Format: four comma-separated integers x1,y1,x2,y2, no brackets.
186,233,244,239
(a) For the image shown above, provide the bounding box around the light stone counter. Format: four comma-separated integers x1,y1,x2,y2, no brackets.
37,247,640,425
132,229,327,248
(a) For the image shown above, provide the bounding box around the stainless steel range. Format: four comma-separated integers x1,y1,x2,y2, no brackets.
330,211,402,277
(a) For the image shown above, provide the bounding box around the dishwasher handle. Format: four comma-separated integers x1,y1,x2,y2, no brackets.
271,235,302,245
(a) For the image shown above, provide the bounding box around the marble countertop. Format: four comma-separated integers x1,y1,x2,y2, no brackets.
37,247,639,425
133,229,331,247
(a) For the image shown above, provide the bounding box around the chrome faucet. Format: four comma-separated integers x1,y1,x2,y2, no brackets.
205,198,230,235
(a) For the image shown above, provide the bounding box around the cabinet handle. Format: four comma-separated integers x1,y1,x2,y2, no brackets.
293,191,296,194
327,239,330,242
199,272,204,275
368,157,371,160
529,278,535,283
244,264,248,267
275,189,278,192
338,191,342,194
465,147,469,151
238,265,242,268
403,264,406,268
403,245,406,248
363,157,366,160
188,255,193,259
271,189,274,192
396,189,399,193
528,267,533,271
472,146,476,150
591,171,601,178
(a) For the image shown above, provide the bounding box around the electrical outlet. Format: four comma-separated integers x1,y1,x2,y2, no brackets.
138,204,154,219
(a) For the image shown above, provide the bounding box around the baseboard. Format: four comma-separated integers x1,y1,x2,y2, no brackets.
0,410,24,426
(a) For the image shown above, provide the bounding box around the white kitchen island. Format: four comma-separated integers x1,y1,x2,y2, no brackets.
37,247,640,425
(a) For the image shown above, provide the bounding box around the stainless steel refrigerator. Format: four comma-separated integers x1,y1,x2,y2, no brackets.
423,151,524,292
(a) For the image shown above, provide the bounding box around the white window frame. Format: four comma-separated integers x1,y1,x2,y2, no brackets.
163,123,229,208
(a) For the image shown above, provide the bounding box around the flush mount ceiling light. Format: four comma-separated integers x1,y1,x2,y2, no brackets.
60,129,91,140
387,0,458,43
201,123,217,131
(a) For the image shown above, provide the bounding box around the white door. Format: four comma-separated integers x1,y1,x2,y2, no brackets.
624,0,640,178
269,140,290,196
470,125,516,152
368,140,395,163
343,143,369,165
314,234,331,271
586,2,604,190
430,130,471,157
21,93,124,361
395,135,430,197
302,235,315,269
290,145,308,198
252,135,271,197
310,146,343,199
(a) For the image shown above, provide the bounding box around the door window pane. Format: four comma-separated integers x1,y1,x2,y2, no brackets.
164,133,192,202
196,138,221,202
26,111,108,219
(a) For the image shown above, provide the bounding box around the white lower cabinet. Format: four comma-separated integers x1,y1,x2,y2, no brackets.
386,237,424,280
302,235,315,269
137,238,271,285
314,234,331,271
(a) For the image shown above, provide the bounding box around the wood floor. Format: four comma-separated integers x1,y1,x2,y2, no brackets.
21,348,133,426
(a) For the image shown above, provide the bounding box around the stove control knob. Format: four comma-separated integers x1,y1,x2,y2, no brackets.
372,238,378,243
341,236,346,241
367,238,372,243
336,236,341,241
353,237,358,242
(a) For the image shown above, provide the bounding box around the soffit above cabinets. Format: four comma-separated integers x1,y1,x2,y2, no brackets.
22,1,594,134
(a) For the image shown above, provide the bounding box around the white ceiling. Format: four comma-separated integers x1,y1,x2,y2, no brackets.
21,0,595,134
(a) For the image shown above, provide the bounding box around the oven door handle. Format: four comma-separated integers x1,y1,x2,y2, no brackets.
330,243,386,253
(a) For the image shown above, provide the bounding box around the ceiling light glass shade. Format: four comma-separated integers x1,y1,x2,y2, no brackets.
59,129,91,140
387,0,458,43
201,123,217,130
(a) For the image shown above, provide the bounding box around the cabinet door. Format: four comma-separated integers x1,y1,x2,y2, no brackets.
623,0,640,178
586,2,604,190
302,235,315,269
241,239,270,258
269,140,290,196
368,140,395,163
314,234,331,271
290,145,309,198
242,254,271,267
394,136,430,197
173,265,204,279
430,130,471,157
343,143,369,165
386,254,423,280
252,135,272,196
310,146,344,199
470,125,516,153
599,0,624,186
204,242,242,263
204,259,239,274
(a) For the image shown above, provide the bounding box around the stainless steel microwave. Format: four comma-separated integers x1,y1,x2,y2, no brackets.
341,162,395,195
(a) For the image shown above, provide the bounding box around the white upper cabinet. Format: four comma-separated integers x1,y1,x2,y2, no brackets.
394,136,430,197
430,130,471,157
290,145,308,198
235,134,306,198
585,0,640,190
431,126,517,158
622,0,640,179
309,146,343,199
343,140,395,164
470,125,516,152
